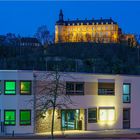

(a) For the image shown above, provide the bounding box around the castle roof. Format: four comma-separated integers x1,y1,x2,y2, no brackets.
56,18,117,26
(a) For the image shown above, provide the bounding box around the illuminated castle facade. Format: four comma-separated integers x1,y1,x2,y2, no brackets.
55,10,136,46
55,10,119,43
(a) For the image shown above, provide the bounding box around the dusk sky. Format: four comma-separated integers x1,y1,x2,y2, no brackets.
0,1,140,37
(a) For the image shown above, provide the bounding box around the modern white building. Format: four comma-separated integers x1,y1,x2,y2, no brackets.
0,70,140,134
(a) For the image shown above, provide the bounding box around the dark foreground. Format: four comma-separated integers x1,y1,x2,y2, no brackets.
1,129,140,139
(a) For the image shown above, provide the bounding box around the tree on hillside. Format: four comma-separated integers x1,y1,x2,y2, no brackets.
35,25,50,46
34,68,74,139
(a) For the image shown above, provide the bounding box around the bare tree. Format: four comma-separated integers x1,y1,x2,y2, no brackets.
34,69,74,139
35,25,50,46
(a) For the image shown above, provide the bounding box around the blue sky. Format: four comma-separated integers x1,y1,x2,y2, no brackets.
0,1,140,36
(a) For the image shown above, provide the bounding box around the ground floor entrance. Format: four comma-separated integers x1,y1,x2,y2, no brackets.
61,109,80,130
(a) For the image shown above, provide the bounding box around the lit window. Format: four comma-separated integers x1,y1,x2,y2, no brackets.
111,25,114,30
4,110,16,125
100,32,102,37
20,81,31,95
99,108,115,121
20,110,31,125
88,108,97,123
106,26,108,30
106,32,108,36
4,81,16,95
123,83,131,103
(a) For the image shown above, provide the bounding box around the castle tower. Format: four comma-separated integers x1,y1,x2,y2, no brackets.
59,9,64,21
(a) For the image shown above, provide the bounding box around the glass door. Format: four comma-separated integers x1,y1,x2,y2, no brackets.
123,108,130,129
61,109,79,130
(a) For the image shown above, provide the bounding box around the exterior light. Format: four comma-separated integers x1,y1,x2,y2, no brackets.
113,34,117,39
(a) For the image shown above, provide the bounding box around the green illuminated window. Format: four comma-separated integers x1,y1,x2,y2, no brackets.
4,81,16,95
4,110,16,125
20,110,31,125
20,81,31,95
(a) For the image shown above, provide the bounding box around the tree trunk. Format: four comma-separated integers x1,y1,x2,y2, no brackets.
51,106,55,140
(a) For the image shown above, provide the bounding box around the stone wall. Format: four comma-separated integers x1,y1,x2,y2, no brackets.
36,109,61,133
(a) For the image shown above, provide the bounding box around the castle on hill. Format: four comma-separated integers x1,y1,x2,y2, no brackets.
55,10,136,47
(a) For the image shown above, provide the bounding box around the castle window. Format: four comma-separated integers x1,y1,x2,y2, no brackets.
106,22,108,25
92,23,94,25
106,26,108,30
68,23,70,26
101,22,103,25
87,23,89,25
96,22,98,25
100,32,102,37
106,32,108,36
81,23,83,25
111,25,114,30
73,23,74,26
111,22,113,24
77,23,79,25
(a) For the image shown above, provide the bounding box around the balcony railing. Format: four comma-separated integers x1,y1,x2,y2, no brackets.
98,88,114,95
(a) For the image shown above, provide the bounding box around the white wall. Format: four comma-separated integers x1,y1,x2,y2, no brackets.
1,70,140,133
0,70,34,134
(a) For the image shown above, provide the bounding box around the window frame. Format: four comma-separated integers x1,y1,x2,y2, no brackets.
66,82,84,95
20,110,31,126
99,107,115,122
88,108,97,123
123,83,131,103
4,110,16,126
98,82,115,96
20,80,32,95
4,80,16,95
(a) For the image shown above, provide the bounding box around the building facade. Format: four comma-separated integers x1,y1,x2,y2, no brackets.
0,70,140,134
55,10,119,43
55,10,136,46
